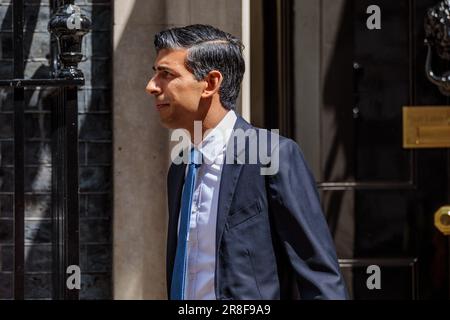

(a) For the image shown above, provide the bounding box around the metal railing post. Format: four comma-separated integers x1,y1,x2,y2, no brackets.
13,0,25,301
48,1,90,300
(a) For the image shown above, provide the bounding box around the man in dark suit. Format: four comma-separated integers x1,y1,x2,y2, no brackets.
146,24,348,300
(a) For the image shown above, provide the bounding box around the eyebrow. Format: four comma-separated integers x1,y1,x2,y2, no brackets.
152,65,175,73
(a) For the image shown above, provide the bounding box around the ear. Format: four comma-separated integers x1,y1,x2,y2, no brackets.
201,70,223,98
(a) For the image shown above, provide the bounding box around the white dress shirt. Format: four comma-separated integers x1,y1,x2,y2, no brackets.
180,110,237,300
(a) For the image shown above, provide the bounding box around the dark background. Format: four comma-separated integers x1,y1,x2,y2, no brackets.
0,0,112,299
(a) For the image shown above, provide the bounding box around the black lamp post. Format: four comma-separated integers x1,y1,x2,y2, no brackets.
48,2,91,300
48,4,91,79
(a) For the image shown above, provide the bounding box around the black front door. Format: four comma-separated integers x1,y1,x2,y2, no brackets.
263,0,450,299
350,0,449,299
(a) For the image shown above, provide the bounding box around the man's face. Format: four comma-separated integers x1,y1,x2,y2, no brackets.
146,48,206,130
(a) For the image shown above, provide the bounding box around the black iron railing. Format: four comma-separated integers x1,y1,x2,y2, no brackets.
12,0,24,300
2,0,90,300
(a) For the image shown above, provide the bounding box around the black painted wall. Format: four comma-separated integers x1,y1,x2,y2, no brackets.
0,0,112,299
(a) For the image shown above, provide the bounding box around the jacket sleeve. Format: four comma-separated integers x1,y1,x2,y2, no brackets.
266,138,348,300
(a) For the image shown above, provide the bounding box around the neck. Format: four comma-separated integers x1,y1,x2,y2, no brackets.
189,102,229,145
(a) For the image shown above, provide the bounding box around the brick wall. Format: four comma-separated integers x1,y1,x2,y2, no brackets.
0,0,112,299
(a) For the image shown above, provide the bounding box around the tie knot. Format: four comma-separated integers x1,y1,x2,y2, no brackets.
189,148,202,166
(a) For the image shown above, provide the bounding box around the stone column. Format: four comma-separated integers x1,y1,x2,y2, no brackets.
113,0,243,299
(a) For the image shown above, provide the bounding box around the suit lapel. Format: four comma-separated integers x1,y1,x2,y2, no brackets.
215,116,252,249
168,163,186,223
167,159,186,285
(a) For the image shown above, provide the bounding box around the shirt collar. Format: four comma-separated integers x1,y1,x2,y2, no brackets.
196,110,237,164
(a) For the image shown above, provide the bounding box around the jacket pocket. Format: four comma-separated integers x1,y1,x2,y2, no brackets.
227,200,261,229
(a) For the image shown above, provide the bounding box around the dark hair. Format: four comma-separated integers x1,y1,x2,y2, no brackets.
154,24,245,110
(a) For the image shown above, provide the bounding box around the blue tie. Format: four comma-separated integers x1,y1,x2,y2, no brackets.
170,148,201,300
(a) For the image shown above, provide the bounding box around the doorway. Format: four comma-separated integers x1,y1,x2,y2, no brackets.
257,0,450,299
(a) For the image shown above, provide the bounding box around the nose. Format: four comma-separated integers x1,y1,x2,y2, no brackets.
146,76,161,96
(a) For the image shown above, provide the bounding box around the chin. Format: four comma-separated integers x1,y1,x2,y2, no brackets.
159,118,179,130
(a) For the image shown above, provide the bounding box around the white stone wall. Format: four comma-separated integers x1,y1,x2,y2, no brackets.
113,0,242,300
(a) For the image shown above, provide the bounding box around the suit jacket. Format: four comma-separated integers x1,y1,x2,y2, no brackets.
166,116,348,300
